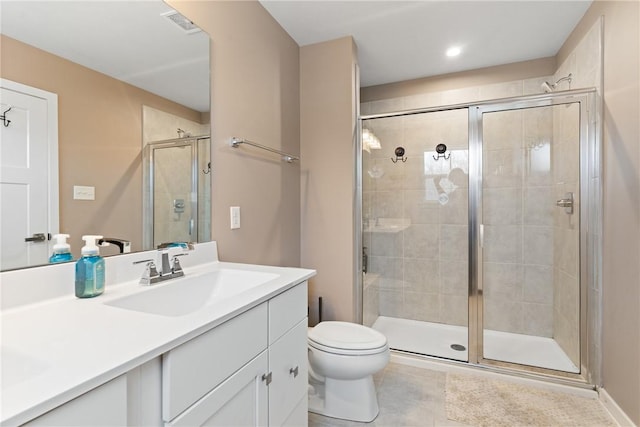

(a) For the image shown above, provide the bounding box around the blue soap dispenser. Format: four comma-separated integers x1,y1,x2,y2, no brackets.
75,235,105,298
49,234,73,263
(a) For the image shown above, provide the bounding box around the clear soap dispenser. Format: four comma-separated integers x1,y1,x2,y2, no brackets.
75,235,105,298
49,234,73,263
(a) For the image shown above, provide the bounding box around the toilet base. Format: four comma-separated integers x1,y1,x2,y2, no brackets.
308,375,379,422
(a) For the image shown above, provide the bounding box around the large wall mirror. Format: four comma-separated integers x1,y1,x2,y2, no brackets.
0,1,211,271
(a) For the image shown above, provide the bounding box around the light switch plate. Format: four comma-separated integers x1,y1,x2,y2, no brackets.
230,206,241,229
73,185,95,200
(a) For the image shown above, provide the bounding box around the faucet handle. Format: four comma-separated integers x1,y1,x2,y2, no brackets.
133,259,159,285
171,253,188,275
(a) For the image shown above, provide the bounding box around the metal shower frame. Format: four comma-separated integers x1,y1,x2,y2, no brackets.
143,135,210,250
356,88,600,387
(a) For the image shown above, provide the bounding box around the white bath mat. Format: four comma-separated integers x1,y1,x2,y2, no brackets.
445,373,616,427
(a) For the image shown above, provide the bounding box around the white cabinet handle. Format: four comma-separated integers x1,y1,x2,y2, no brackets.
289,366,299,378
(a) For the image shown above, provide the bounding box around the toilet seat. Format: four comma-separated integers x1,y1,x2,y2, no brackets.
308,339,387,356
308,321,387,355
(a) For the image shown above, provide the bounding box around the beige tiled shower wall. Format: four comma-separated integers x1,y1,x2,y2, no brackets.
362,109,470,327
552,20,602,369
154,146,194,245
482,106,555,337
361,76,554,331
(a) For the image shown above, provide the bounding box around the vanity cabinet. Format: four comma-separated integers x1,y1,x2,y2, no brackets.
17,282,308,427
162,281,308,427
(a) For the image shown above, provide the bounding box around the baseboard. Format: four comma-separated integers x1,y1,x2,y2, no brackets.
599,387,637,427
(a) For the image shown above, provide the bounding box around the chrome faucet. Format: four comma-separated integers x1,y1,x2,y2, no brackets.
98,237,131,253
133,242,194,285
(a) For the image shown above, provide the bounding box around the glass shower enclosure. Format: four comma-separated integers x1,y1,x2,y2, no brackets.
360,89,598,381
143,135,211,249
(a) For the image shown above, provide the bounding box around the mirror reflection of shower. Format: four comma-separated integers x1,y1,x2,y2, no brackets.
143,135,211,249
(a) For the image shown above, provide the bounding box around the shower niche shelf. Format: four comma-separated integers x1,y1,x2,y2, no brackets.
364,218,411,233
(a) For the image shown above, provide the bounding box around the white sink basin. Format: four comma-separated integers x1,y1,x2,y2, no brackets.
105,269,278,317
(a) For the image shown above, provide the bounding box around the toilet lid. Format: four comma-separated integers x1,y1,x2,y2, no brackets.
308,321,387,351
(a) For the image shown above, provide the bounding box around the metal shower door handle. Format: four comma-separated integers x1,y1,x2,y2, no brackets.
556,192,574,214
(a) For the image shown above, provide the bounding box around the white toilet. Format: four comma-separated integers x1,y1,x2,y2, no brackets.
307,321,390,422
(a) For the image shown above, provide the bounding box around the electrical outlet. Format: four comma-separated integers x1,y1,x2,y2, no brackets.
230,206,241,229
73,185,95,200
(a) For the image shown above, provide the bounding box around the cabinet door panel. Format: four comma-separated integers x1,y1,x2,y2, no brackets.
281,395,308,427
163,303,268,421
167,351,268,427
269,319,309,427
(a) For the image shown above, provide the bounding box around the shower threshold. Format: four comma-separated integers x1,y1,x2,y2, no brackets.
372,316,578,373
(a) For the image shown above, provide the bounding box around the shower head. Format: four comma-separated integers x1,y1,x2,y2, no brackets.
541,73,573,93
541,81,554,93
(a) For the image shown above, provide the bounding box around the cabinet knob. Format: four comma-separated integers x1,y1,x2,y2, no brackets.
262,372,272,385
289,366,299,378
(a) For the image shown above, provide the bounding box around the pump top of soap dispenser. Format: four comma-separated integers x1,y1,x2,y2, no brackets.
52,234,70,253
81,235,103,256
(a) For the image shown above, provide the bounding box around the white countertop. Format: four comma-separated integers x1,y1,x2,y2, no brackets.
0,245,315,426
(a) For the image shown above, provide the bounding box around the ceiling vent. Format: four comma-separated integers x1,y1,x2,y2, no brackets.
161,10,202,34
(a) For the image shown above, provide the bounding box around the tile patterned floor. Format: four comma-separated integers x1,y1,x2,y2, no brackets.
308,362,616,427
309,362,470,427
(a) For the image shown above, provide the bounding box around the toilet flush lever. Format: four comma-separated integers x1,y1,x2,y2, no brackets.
289,366,299,378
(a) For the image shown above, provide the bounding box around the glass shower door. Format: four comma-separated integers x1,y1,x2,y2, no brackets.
150,141,197,248
362,108,469,362
477,101,582,373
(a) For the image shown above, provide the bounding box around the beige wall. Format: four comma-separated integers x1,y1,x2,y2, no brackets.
0,35,202,257
168,1,301,267
559,1,639,424
300,37,358,323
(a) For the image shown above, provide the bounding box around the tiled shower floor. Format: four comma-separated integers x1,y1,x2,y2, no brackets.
372,316,578,372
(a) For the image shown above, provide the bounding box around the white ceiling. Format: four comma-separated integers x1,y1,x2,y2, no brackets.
259,0,593,87
1,1,592,107
1,1,210,112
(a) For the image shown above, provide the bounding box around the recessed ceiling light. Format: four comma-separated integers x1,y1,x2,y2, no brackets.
446,46,462,57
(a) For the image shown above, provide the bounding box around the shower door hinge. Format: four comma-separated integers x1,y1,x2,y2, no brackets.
261,371,272,385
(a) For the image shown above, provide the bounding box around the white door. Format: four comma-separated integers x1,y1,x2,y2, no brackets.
0,80,58,270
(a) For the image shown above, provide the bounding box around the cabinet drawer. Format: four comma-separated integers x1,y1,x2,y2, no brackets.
269,282,307,344
268,319,309,427
162,303,268,422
